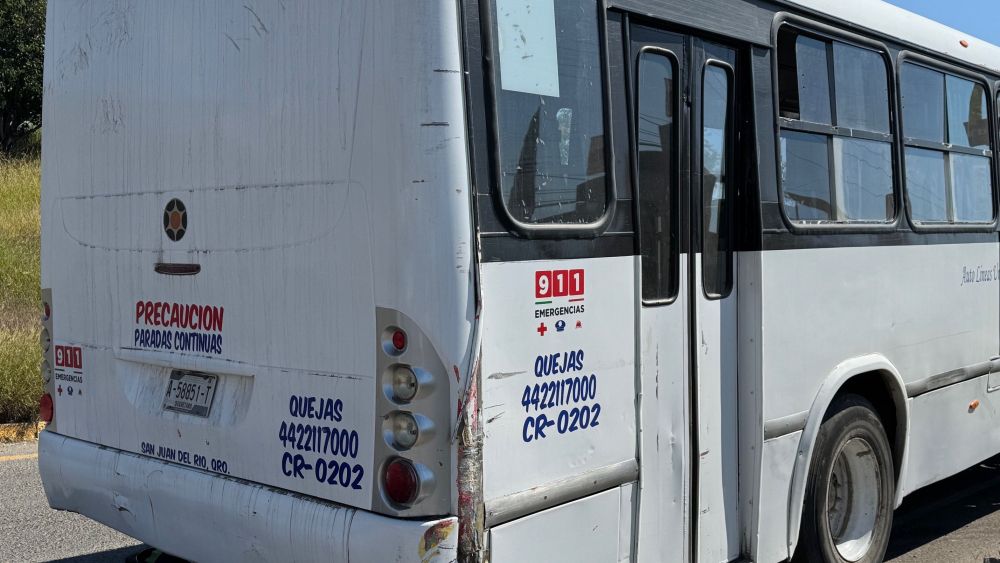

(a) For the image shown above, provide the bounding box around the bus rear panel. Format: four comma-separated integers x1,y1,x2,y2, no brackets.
39,1,474,561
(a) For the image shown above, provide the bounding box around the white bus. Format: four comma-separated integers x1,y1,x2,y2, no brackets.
36,0,1000,562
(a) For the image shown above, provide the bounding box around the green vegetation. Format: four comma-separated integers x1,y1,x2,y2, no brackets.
0,153,41,423
0,0,46,154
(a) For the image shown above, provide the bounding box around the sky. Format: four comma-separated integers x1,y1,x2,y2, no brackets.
884,0,1000,45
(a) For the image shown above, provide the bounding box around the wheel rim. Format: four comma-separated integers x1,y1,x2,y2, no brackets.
826,436,882,561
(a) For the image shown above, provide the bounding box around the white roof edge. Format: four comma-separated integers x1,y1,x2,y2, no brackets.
785,0,1000,76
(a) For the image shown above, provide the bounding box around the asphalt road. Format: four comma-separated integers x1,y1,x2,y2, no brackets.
0,441,145,563
886,456,1000,563
2,440,1000,562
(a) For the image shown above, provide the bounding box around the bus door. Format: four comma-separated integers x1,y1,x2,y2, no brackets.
631,24,741,563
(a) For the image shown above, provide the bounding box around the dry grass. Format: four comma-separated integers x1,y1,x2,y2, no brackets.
0,155,42,423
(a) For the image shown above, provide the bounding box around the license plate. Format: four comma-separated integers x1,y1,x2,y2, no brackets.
163,370,218,417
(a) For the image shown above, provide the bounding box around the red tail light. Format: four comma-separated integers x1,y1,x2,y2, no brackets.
39,393,53,423
391,329,407,353
383,458,419,506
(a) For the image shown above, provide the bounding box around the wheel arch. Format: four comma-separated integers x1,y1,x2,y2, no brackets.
785,354,910,556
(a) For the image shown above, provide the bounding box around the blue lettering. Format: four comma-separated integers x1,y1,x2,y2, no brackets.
522,414,552,442
287,396,348,422
534,350,585,378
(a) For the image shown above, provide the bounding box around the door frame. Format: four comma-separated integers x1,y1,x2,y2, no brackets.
627,16,747,562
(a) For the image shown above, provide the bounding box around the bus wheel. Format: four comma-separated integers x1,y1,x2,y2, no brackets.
796,394,894,563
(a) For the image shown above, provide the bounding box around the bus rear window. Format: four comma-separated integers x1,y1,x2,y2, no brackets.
490,0,608,226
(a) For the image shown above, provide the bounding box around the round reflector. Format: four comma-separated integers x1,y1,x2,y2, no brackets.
391,329,407,353
40,328,51,353
39,393,53,423
383,458,419,506
391,411,420,450
391,366,419,403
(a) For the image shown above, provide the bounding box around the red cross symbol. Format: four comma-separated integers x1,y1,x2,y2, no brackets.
537,322,548,336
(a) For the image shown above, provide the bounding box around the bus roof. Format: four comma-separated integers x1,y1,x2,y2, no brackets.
788,0,1000,75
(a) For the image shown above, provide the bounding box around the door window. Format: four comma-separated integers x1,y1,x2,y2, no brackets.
635,50,679,303
702,63,733,298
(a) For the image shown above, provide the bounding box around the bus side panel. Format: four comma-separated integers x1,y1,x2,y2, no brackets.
755,431,801,563
479,256,637,517
759,242,1000,553
760,242,998,421
489,485,633,563
904,376,1000,493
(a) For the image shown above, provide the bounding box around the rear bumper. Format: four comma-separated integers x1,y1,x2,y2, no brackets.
38,432,457,563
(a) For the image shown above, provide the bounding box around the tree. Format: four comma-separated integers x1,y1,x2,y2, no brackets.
0,0,45,154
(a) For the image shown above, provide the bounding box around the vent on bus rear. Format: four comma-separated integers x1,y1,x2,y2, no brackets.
154,262,202,276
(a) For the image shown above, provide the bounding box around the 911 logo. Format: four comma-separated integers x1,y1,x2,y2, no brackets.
55,345,83,369
535,269,585,300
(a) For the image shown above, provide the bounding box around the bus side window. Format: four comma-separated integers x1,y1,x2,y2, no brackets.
702,63,734,298
901,64,995,225
490,0,609,227
636,50,679,304
776,29,895,225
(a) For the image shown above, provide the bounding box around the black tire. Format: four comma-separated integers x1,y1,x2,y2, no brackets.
794,394,895,563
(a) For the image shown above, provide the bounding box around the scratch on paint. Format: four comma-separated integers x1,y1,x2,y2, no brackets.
486,412,504,424
307,372,364,381
421,122,450,127
243,5,269,34
224,33,241,52
488,370,524,380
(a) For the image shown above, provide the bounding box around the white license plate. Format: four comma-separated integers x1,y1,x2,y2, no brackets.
163,370,217,417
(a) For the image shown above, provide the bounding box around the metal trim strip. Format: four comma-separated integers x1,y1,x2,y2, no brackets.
905,357,1000,398
484,459,638,527
762,410,809,440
